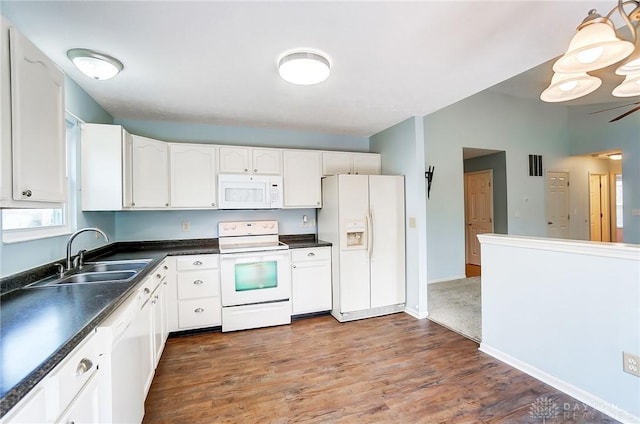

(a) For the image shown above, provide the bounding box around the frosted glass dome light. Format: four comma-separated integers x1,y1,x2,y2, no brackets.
67,48,123,80
278,51,330,85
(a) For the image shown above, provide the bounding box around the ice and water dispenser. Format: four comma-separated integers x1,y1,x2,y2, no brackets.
344,220,367,249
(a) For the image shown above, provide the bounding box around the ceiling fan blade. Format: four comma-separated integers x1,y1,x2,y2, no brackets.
590,101,640,115
609,105,640,123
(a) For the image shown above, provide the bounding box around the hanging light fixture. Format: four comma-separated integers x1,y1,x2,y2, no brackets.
540,72,602,102
542,0,640,102
278,51,330,85
67,48,123,80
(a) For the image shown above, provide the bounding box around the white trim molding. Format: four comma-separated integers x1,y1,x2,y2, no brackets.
479,343,640,424
477,233,640,261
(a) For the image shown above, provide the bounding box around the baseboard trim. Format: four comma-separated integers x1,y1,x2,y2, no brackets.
479,343,640,424
404,306,428,320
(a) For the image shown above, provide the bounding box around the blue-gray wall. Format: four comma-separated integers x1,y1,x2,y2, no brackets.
464,151,508,235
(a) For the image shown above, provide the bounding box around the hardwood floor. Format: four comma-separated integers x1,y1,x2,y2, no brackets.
144,314,619,423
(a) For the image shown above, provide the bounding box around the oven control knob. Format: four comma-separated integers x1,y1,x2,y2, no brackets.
269,223,275,229
222,225,228,230
231,224,237,229
262,223,268,228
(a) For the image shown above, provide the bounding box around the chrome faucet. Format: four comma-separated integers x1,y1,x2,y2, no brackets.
65,228,109,272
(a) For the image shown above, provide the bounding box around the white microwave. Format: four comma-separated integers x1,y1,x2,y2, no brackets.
218,174,283,209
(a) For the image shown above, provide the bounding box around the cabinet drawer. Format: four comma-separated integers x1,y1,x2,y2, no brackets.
175,254,219,271
54,332,100,413
291,247,331,263
178,298,221,328
177,270,219,299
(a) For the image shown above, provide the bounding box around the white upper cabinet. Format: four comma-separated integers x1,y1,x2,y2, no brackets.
81,123,133,211
0,23,66,206
322,152,381,176
352,153,381,175
251,148,282,175
219,146,282,175
169,143,217,208
131,135,169,208
283,150,321,208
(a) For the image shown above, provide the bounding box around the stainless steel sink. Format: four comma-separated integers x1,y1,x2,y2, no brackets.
29,259,152,287
54,271,137,285
80,259,152,273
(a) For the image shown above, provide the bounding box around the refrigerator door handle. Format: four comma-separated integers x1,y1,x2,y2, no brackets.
367,212,373,258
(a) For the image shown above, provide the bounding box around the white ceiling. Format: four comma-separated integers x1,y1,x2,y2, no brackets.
0,0,627,137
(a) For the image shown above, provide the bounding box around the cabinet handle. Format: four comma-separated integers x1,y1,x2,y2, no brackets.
317,201,320,205
132,202,136,206
194,308,205,313
22,189,32,197
165,203,169,207
193,260,203,266
156,273,162,279
307,252,315,257
144,288,151,294
193,279,204,285
154,294,159,300
75,358,93,376
163,265,168,270
292,265,297,268
244,168,248,172
253,168,257,173
212,203,216,207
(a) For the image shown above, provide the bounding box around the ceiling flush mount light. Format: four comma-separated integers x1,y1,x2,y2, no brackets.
542,0,640,102
278,51,330,85
67,48,123,80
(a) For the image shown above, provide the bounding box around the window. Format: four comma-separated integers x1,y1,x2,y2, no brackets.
2,114,79,243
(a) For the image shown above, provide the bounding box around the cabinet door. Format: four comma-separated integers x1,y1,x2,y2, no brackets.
352,153,381,175
170,143,217,208
252,148,282,175
9,27,66,203
291,248,332,315
122,129,133,208
56,371,102,424
151,284,164,367
322,152,352,176
283,150,321,208
0,385,48,424
219,146,250,173
138,295,154,397
131,135,169,208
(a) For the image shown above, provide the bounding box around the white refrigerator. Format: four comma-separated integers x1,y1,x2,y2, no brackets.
318,174,406,322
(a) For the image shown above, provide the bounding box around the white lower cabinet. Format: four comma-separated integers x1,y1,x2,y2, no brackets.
0,331,105,424
291,247,332,315
168,254,221,331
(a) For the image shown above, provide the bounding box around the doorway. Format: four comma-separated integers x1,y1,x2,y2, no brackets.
464,170,494,268
589,173,611,242
462,148,507,276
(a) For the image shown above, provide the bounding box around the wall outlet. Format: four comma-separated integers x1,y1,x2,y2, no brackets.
182,221,191,232
623,352,640,377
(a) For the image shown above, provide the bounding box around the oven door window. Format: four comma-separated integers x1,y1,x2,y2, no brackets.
234,261,278,291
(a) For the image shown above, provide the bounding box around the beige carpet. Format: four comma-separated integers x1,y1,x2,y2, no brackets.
427,277,481,342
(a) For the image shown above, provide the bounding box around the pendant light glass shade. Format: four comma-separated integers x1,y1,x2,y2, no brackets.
540,72,602,102
612,73,640,96
278,51,330,85
67,48,123,80
552,21,634,73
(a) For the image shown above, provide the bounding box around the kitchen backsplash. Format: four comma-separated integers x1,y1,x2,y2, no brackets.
115,208,318,241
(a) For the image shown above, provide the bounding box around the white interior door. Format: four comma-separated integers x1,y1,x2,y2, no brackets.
546,171,570,239
465,170,493,266
369,175,405,308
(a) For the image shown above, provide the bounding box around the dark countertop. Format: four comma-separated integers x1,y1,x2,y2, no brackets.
0,234,329,417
